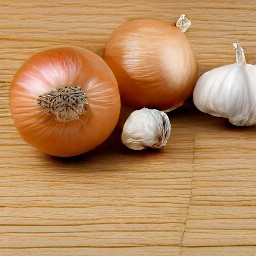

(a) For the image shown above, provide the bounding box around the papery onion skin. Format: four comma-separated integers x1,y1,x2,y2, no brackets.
103,19,198,110
10,47,121,157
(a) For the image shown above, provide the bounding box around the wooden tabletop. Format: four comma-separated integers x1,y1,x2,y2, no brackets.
1,1,256,255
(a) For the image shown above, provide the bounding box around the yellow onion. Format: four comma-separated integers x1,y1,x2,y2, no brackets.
103,14,198,110
10,47,120,157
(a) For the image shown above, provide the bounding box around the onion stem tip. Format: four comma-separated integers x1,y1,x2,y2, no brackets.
175,14,191,33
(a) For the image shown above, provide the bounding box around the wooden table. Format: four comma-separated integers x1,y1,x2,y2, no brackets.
1,1,256,255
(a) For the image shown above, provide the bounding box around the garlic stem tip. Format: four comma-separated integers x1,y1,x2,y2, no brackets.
232,42,240,49
233,42,246,66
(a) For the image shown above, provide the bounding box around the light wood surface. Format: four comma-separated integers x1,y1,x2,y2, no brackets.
1,1,256,255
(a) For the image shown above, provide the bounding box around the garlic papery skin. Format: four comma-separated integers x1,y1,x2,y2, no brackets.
193,43,256,126
121,108,171,150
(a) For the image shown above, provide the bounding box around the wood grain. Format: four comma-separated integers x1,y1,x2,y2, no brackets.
1,1,256,255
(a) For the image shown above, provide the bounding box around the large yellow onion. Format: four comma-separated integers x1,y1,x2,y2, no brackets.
103,14,198,110
10,47,120,157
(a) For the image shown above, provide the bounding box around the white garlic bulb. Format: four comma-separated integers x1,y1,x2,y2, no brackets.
193,43,256,126
121,108,171,150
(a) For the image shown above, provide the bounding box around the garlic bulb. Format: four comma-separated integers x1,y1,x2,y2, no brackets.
193,43,256,126
121,108,171,150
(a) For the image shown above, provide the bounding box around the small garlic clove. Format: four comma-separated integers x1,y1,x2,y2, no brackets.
121,108,171,150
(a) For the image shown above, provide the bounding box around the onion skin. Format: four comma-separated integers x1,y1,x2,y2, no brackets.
103,19,198,110
10,47,120,157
